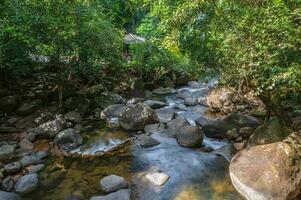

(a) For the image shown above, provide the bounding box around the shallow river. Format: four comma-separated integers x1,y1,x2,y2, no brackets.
25,82,243,200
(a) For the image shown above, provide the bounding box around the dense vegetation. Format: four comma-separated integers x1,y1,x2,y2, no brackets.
1,0,300,124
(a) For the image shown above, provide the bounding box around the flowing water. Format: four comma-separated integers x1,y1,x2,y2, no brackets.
25,82,243,200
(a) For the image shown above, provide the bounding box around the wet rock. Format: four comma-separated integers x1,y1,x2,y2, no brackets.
184,98,198,106
145,171,170,186
90,189,132,200
37,116,66,137
0,127,18,134
225,128,239,140
152,87,176,95
176,126,203,148
16,102,38,116
0,191,22,200
18,139,34,150
0,145,15,162
177,89,193,99
54,128,83,151
19,151,48,168
100,104,127,119
1,176,14,191
139,135,160,148
248,118,288,146
64,111,83,124
4,162,21,174
239,127,254,138
166,118,188,138
143,100,167,109
25,164,45,174
213,144,237,162
196,113,261,139
119,103,158,131
14,173,38,195
100,175,128,193
0,96,19,113
230,132,301,200
155,107,175,123
127,98,144,106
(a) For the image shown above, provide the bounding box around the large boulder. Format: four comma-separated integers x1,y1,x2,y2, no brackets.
90,189,132,200
230,132,301,200
0,96,19,113
100,175,128,193
100,104,127,119
166,118,189,138
176,125,203,148
248,118,289,146
64,111,83,124
14,173,38,195
0,191,22,200
54,128,83,151
155,107,175,123
196,113,261,139
119,103,158,131
36,116,66,138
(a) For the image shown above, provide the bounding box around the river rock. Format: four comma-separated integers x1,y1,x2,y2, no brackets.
119,103,158,131
14,173,38,195
139,135,160,148
0,145,15,162
176,126,203,148
18,139,34,150
225,128,239,140
1,176,14,191
16,102,38,116
166,118,188,138
19,151,48,168
248,118,288,146
0,96,19,113
37,116,66,137
0,191,22,200
143,100,167,109
64,111,83,124
213,144,237,162
196,113,261,139
230,132,301,200
54,128,83,151
127,98,144,106
239,127,254,138
100,175,128,193
4,161,21,174
184,98,198,106
155,107,175,123
177,89,193,99
145,171,170,186
100,104,127,119
144,123,165,135
152,87,176,95
25,164,45,174
90,189,132,200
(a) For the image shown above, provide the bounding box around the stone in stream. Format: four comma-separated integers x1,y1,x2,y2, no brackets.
213,144,237,162
230,132,301,200
90,189,132,200
18,139,34,150
100,104,128,119
143,100,167,109
36,116,66,138
64,111,83,124
4,161,21,174
119,103,158,131
195,113,261,139
152,87,176,95
1,176,14,191
54,128,83,151
166,118,188,138
176,125,203,148
14,173,38,195
100,175,128,193
184,98,198,106
139,135,160,148
144,123,165,135
0,145,15,162
25,164,45,174
19,151,48,168
145,171,170,186
0,191,22,200
155,107,175,123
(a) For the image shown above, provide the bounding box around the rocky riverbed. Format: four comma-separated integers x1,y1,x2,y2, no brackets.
1,79,301,200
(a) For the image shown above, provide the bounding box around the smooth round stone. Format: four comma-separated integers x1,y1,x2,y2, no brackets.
90,189,131,200
4,161,21,174
100,175,128,193
14,173,38,195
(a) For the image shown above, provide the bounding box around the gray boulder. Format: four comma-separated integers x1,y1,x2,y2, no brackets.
0,191,22,200
54,128,83,151
144,123,165,135
0,145,15,162
90,189,131,200
4,161,21,174
166,118,188,138
196,113,261,139
25,164,45,174
143,100,167,109
119,103,158,131
14,173,38,195
64,111,83,124
176,126,203,148
152,87,176,95
37,116,66,138
139,135,160,148
155,107,175,123
19,151,48,168
100,104,127,119
18,139,34,150
184,98,198,106
100,175,128,193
